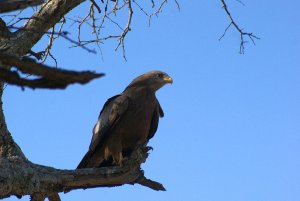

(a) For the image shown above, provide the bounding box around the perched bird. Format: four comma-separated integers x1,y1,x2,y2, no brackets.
77,71,172,168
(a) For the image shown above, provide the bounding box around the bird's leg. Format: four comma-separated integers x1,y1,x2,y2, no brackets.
118,152,123,167
104,147,111,160
113,152,124,167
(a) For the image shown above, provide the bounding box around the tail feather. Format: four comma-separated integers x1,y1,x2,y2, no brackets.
77,151,92,169
77,150,106,169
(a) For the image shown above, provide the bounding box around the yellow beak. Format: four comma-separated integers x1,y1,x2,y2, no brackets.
163,76,173,84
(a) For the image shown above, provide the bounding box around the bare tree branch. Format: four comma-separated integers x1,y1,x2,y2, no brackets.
68,0,134,60
235,0,245,6
1,0,179,61
0,0,45,13
219,0,260,54
116,0,133,61
7,25,97,56
136,177,166,191
1,0,86,57
0,54,104,89
132,0,180,26
67,0,180,60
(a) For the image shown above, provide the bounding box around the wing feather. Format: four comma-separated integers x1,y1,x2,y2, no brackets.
147,99,164,140
77,94,129,168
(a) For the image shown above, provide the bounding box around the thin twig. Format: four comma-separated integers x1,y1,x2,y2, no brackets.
218,22,232,41
132,0,149,16
3,0,178,62
90,0,102,13
41,26,55,64
174,0,180,11
148,0,180,26
235,0,245,6
149,0,167,24
116,0,133,60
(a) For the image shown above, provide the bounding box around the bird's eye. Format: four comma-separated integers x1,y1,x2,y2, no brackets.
157,73,164,78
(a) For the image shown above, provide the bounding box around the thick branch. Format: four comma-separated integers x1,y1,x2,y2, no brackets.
0,54,104,89
0,82,27,160
136,177,166,191
0,0,45,13
0,146,165,199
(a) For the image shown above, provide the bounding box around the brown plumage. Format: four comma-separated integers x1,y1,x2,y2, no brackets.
77,71,173,168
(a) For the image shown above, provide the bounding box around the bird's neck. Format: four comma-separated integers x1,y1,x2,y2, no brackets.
123,86,156,99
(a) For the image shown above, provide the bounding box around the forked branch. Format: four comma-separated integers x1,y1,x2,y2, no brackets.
219,0,260,54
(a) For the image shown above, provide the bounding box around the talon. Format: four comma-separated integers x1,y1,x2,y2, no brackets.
143,146,153,152
147,146,153,151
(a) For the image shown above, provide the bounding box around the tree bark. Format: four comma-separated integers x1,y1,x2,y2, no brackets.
0,148,157,199
0,82,26,160
0,0,45,13
0,54,104,89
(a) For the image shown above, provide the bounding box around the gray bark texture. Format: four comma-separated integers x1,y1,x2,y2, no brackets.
0,0,45,13
0,0,165,200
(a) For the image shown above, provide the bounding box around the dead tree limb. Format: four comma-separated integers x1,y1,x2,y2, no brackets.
219,0,260,54
0,147,165,199
0,0,45,13
0,54,104,89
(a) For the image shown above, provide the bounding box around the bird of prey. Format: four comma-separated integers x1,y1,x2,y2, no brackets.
77,71,172,168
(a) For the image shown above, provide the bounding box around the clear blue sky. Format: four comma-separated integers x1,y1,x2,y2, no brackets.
3,0,300,201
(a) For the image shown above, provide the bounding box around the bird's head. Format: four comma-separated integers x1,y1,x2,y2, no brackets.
126,71,173,92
